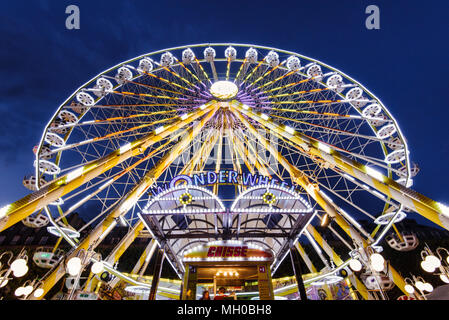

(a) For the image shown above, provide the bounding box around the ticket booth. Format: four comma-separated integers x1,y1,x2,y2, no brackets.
181,241,274,300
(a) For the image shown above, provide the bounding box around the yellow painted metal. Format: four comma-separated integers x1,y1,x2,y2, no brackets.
306,225,371,300
231,103,414,298
0,102,217,232
294,242,317,273
234,102,449,231
27,105,219,300
213,128,223,195
104,221,145,265
230,104,368,248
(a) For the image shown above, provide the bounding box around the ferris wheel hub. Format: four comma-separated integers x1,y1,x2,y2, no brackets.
210,80,239,100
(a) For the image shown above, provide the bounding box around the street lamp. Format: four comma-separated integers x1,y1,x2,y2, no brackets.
0,249,29,280
419,246,449,284
349,258,363,272
404,275,433,299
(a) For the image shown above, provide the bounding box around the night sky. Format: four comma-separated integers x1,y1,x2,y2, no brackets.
0,0,448,227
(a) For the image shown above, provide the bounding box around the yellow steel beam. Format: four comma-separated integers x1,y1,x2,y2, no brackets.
294,242,317,273
306,225,371,300
0,102,217,232
231,103,414,298
27,105,219,300
233,101,449,231
104,221,145,265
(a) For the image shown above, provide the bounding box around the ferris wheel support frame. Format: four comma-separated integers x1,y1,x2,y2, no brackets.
294,242,317,273
306,224,372,300
27,105,220,299
234,102,449,231
0,102,218,233
231,103,416,298
230,106,369,247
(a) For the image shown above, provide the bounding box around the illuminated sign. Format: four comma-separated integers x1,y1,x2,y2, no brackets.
149,170,298,197
207,246,248,258
183,241,273,262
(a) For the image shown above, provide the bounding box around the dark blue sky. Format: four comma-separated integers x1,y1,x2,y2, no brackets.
0,0,448,225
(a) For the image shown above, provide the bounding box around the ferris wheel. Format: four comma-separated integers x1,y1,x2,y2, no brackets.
2,43,448,300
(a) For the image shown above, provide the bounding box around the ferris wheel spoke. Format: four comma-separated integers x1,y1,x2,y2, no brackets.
245,61,285,90
241,59,266,86
193,57,213,86
49,115,179,155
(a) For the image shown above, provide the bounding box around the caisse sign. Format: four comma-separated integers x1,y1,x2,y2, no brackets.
183,241,273,261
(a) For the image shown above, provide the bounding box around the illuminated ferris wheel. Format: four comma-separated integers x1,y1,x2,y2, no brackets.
2,43,449,300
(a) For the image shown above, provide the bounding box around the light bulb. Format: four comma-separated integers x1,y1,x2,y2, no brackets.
446,256,449,265
15,286,25,296
23,285,34,296
421,260,436,273
91,261,104,275
349,259,362,272
370,253,385,272
440,274,449,284
11,258,28,277
425,255,441,268
67,257,82,276
415,281,425,291
33,288,44,298
404,284,415,294
423,283,434,292
0,278,8,288
13,265,29,278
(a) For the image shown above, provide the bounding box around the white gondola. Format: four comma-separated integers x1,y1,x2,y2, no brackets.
376,124,397,139
398,163,420,177
160,52,174,67
34,159,61,175
38,145,53,160
93,78,113,97
362,103,382,118
224,46,237,61
181,49,195,65
385,149,406,164
386,136,403,150
265,51,280,67
286,56,301,72
115,67,133,85
204,47,216,62
22,213,49,228
76,92,95,107
371,115,389,127
33,247,65,269
45,132,65,148
58,110,78,125
245,48,258,63
137,58,154,73
386,232,419,252
48,118,69,135
22,175,46,191
345,87,368,108
69,101,88,115
326,74,344,93
306,64,323,81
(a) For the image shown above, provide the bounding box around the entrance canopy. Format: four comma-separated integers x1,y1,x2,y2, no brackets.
139,182,314,275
